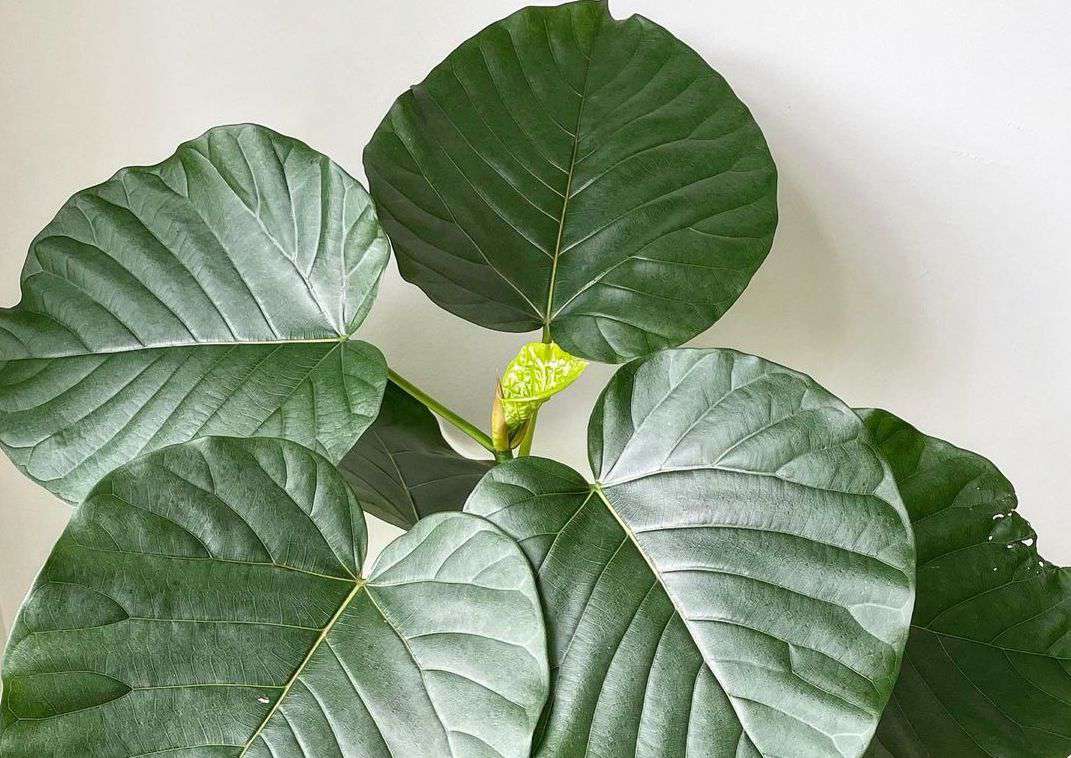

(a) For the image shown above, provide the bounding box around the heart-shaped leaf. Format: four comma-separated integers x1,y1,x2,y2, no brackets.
0,436,548,757
339,380,493,529
364,0,777,363
858,409,1071,758
0,124,390,504
467,348,915,756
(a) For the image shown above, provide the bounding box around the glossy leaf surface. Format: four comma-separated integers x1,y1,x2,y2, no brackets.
339,380,493,529
468,348,915,756
0,436,548,757
364,0,777,363
0,124,390,503
860,410,1071,758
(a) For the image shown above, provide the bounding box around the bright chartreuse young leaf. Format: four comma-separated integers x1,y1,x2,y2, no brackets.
364,0,777,363
0,436,548,757
339,380,493,529
499,341,587,427
467,348,916,757
0,124,391,504
858,409,1071,758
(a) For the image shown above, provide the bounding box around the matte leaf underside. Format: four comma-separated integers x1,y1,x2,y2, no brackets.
859,410,1071,758
364,0,777,363
339,380,493,529
0,437,548,757
468,348,916,757
0,124,390,504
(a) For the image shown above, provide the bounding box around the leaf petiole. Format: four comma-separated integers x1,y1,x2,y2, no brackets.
386,368,497,454
517,411,537,456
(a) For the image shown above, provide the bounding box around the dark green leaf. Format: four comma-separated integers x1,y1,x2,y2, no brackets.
859,409,1071,758
0,436,548,757
339,381,493,529
364,0,777,363
0,124,390,504
468,348,915,756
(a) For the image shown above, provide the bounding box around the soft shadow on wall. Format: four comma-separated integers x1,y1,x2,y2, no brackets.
688,43,1070,563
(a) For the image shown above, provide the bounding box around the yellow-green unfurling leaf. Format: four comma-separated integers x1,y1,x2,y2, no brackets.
500,342,587,428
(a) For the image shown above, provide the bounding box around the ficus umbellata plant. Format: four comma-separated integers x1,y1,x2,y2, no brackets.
0,2,1067,757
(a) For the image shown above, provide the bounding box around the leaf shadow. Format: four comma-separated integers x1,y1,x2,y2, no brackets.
683,52,922,392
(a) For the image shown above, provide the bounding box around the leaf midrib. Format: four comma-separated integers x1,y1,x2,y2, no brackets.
373,428,421,526
541,10,603,333
239,578,366,756
365,585,455,750
238,577,463,757
589,483,758,745
590,481,898,752
5,336,351,362
913,625,1071,661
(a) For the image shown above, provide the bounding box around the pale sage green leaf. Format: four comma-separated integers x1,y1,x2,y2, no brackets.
858,409,1071,758
0,436,548,757
500,341,587,427
364,0,777,363
468,348,915,757
0,124,390,504
339,380,493,529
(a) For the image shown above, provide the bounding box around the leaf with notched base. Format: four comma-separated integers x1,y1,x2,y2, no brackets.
0,436,548,758
0,124,391,503
365,0,777,363
468,348,915,757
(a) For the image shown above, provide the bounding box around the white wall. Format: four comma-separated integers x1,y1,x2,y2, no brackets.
0,0,1068,629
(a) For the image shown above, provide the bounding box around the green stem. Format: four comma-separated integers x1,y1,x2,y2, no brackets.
387,369,496,454
518,411,538,456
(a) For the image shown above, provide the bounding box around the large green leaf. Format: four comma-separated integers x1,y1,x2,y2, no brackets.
0,124,390,504
364,0,777,363
859,409,1071,758
467,348,915,756
339,380,493,529
0,436,548,757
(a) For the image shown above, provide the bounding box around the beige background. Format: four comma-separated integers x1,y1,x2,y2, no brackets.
0,0,1068,636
